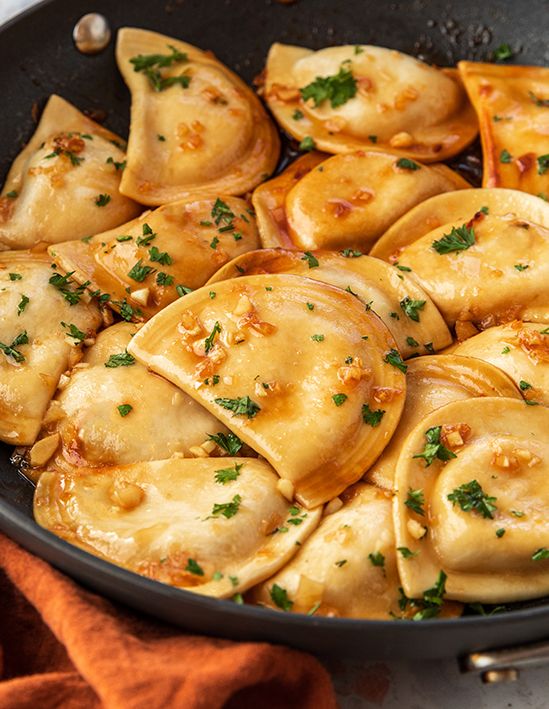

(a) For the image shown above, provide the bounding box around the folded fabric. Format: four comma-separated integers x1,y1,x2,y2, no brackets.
0,533,337,709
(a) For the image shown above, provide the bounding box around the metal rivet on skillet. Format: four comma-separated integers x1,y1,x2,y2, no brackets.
73,13,111,55
481,668,520,683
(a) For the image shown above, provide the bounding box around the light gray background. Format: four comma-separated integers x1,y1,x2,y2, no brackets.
1,0,547,706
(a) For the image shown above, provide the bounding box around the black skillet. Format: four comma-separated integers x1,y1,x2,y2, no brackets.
1,0,549,665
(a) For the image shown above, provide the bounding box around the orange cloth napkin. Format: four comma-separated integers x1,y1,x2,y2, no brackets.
0,533,337,709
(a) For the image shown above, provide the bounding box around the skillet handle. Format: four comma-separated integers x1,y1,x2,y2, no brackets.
461,639,549,683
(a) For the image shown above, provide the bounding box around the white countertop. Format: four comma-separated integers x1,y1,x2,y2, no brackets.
1,1,547,706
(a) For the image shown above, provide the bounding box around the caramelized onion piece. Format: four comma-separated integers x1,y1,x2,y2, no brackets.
34,457,321,597
116,28,280,205
0,251,102,445
371,187,549,261
207,248,451,358
128,274,406,508
254,150,468,252
49,195,260,321
264,43,477,161
400,213,549,327
394,397,549,603
454,321,549,406
459,62,549,196
366,355,521,490
0,95,140,250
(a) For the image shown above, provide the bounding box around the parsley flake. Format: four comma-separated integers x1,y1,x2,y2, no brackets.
214,396,261,418
105,351,135,368
384,348,407,373
207,432,243,455
299,136,316,152
396,158,421,171
214,463,243,485
332,393,348,407
400,296,426,322
405,488,425,516
447,480,497,519
270,584,293,611
432,224,475,254
211,494,242,519
17,294,29,316
362,404,385,427
532,548,549,561
185,558,204,575
413,426,457,467
300,65,357,109
95,193,111,207
128,259,155,282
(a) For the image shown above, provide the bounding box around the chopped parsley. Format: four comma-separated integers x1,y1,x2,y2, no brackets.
432,224,475,254
412,571,447,621
156,272,174,286
127,259,155,282
528,91,549,108
204,321,221,354
136,223,156,247
210,236,219,250
105,351,135,368
214,396,261,418
8,273,22,281
496,528,506,538
332,393,348,406
499,149,512,163
116,235,133,242
292,109,304,120
532,548,549,561
306,302,314,311
384,348,407,373
362,404,385,427
368,551,385,567
537,154,549,175
514,264,529,271
176,285,193,297
49,271,89,305
116,299,143,321
0,330,28,363
519,380,532,390
95,193,111,207
6,190,18,198
368,134,377,143
335,559,347,568
130,44,190,92
214,463,243,485
270,584,293,611
400,296,426,322
211,198,236,228
157,134,166,141
61,322,85,343
185,558,204,575
106,156,126,171
396,158,421,171
311,334,325,342
300,65,357,108
398,547,419,559
149,246,173,265
299,136,316,152
207,432,243,455
501,345,511,354
395,263,412,272
211,494,242,519
447,480,497,519
406,336,419,348
340,249,362,258
405,488,425,516
493,43,513,61
117,404,133,417
17,294,29,316
413,426,457,467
